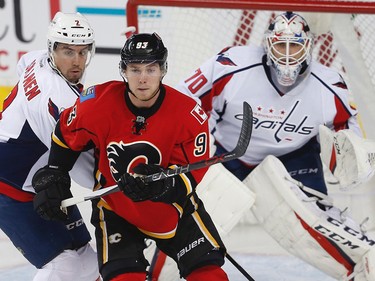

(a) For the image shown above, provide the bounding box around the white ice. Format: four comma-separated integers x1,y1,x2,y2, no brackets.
0,191,336,281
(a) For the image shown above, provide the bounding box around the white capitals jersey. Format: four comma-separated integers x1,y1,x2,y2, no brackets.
0,50,94,200
176,45,361,165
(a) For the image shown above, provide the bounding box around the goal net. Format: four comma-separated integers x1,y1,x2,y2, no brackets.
126,0,375,230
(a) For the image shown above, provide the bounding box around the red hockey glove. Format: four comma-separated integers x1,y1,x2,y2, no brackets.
32,166,72,221
118,163,176,202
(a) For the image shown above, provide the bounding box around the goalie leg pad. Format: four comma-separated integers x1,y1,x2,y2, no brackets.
244,155,375,280
363,249,375,281
196,163,255,237
347,250,375,281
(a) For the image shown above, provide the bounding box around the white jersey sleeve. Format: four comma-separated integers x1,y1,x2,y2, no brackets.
312,64,362,136
0,51,94,194
176,45,265,131
17,50,48,78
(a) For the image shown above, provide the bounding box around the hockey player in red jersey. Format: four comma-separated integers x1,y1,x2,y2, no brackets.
32,32,229,281
0,12,99,281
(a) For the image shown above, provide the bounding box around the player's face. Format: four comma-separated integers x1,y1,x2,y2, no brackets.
53,43,90,84
271,42,305,65
125,62,162,107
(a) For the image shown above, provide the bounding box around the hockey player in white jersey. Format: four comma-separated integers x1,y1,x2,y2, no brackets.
0,12,99,280
175,11,375,281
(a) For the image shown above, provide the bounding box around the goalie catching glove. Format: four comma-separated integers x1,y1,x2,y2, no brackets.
119,163,177,202
32,166,72,221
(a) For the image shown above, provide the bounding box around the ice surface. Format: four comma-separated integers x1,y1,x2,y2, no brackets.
0,224,336,281
0,185,336,280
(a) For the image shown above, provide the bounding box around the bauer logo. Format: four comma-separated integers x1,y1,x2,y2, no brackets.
191,104,208,124
177,237,205,260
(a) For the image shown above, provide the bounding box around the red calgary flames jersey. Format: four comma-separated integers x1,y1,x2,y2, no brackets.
55,80,210,237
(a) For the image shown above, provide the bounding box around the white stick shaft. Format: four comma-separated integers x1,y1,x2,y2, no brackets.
61,185,118,208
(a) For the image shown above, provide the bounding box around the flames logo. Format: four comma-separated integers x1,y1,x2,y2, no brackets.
106,140,161,181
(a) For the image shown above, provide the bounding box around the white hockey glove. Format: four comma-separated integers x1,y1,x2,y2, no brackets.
319,125,375,190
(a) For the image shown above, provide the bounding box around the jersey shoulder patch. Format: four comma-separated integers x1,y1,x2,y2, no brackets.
80,86,96,103
190,103,208,124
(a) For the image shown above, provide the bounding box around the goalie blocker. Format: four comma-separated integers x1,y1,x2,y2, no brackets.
245,155,375,280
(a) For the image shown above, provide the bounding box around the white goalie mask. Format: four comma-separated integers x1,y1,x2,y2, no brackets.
265,12,314,86
47,12,95,68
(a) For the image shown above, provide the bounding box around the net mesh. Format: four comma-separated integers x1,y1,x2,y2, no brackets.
135,7,375,92
131,4,375,229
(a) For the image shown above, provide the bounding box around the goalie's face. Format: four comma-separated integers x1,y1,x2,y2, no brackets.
265,12,314,86
271,41,306,64
269,39,309,86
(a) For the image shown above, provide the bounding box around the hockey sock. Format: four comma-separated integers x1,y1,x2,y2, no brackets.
110,272,146,281
148,248,167,280
186,265,229,281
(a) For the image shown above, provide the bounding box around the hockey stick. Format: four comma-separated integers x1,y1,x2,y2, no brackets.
61,101,253,208
147,247,255,281
226,253,255,281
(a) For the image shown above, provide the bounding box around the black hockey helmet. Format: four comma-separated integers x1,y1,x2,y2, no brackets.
120,32,168,74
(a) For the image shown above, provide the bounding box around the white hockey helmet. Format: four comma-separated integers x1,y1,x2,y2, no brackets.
47,12,95,66
265,11,314,86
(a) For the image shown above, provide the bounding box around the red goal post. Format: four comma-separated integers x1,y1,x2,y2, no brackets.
126,0,375,23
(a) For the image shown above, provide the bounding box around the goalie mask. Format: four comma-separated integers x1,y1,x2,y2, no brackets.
265,11,314,86
120,32,168,79
47,12,95,68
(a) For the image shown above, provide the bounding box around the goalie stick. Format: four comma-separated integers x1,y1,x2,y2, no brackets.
61,101,253,208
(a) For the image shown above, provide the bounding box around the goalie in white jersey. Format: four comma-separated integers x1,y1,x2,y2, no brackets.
0,12,99,280
176,11,375,281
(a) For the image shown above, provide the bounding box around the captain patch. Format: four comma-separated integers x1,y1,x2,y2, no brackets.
191,104,208,124
80,86,95,102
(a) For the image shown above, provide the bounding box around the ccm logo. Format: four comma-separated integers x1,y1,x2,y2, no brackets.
66,218,84,230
